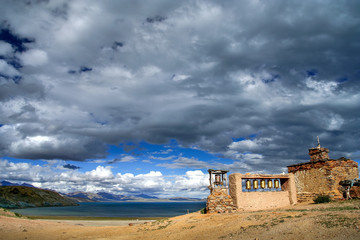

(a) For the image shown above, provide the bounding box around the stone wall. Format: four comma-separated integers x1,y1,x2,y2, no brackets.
350,186,360,199
206,188,236,213
288,158,359,202
296,192,318,203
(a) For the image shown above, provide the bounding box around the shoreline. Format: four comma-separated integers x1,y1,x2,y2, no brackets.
27,215,164,226
26,215,165,221
34,218,157,227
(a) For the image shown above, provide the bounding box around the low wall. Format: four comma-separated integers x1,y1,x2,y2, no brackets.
229,173,297,211
237,191,290,210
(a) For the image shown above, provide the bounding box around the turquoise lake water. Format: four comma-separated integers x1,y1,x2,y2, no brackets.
13,202,206,218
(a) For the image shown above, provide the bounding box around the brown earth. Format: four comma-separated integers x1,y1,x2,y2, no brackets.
1,200,360,240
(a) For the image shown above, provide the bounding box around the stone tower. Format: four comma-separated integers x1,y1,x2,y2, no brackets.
309,147,329,162
309,137,329,162
206,169,236,213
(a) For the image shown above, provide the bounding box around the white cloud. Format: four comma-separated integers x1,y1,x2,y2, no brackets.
228,138,272,152
108,155,136,164
301,78,339,105
172,74,191,82
0,41,13,55
326,114,344,131
150,155,176,161
100,66,133,80
19,49,48,66
157,156,209,169
86,166,113,180
0,59,19,77
229,139,258,150
174,170,208,189
140,65,161,76
0,159,51,182
225,151,264,164
0,159,30,171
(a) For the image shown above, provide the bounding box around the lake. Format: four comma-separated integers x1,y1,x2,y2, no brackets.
13,201,206,218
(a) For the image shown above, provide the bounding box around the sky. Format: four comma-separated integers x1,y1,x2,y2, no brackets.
0,0,359,198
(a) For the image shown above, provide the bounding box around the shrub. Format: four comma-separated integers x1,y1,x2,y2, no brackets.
314,195,331,204
200,208,207,214
14,212,22,218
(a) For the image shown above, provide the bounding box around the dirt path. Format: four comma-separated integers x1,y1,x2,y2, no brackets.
1,200,360,240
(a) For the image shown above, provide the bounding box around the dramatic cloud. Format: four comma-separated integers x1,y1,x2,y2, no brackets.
0,0,359,196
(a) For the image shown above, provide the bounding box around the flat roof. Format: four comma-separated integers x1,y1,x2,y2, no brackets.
230,173,290,179
287,157,351,167
208,169,229,173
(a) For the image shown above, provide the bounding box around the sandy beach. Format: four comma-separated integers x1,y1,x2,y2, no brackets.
1,200,360,240
38,218,155,227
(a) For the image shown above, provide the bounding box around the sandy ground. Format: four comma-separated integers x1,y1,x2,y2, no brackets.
1,200,360,240
39,219,155,227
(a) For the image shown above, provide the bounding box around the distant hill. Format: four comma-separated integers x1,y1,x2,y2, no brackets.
97,192,135,201
0,186,78,209
0,181,36,188
65,191,142,202
169,197,205,201
65,191,101,201
64,191,203,202
134,194,159,199
0,181,14,186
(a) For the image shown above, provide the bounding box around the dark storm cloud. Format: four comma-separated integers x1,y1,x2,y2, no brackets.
111,41,124,50
63,163,80,170
80,66,92,73
146,16,167,23
0,0,359,172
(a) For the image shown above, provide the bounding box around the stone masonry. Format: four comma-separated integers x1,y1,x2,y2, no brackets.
288,146,359,202
309,147,329,162
206,188,236,213
350,186,360,199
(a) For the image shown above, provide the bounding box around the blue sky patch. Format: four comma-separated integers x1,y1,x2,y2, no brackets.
0,27,34,52
306,69,318,77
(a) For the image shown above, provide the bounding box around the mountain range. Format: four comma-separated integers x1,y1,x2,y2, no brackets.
0,181,205,202
0,185,78,209
64,191,159,202
0,181,36,188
